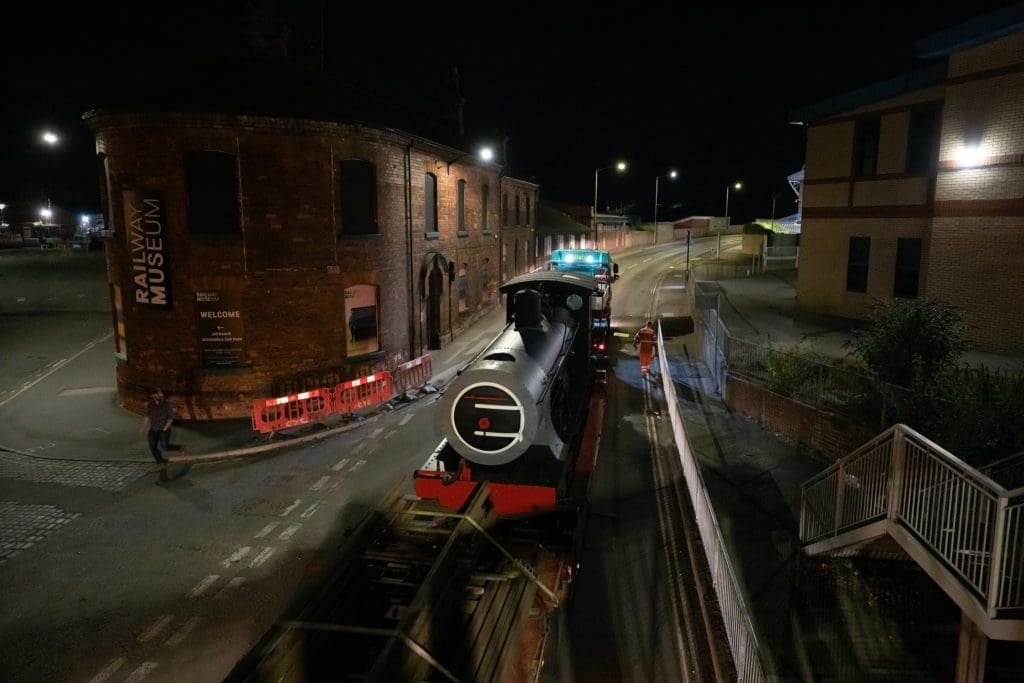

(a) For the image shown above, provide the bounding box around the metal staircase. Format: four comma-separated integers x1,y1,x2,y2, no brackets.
800,424,1024,641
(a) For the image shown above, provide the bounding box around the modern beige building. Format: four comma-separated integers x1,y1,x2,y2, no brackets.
793,6,1024,354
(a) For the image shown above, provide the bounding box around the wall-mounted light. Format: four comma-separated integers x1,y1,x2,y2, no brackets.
956,144,985,168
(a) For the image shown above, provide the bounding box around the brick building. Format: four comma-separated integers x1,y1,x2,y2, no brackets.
792,6,1024,354
86,28,537,418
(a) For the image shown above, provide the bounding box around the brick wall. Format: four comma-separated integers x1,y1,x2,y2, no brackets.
725,375,874,460
796,217,930,318
796,26,1024,354
89,111,518,418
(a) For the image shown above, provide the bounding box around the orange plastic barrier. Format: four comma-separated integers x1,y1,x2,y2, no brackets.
251,388,333,434
333,372,393,414
392,354,433,397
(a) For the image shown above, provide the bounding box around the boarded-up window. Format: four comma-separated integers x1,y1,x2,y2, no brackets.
425,173,438,236
338,159,378,236
481,184,489,232
185,151,240,236
846,236,870,293
457,179,467,235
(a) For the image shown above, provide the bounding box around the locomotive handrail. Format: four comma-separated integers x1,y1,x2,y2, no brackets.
403,507,560,606
453,323,513,379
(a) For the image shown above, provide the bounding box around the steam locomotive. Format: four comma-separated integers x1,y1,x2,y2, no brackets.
414,271,604,516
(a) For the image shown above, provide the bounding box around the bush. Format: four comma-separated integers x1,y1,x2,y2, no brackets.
848,299,969,389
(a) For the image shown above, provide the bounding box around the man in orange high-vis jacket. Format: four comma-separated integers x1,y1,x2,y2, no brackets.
633,320,657,377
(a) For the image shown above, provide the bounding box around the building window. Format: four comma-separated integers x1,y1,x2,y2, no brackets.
846,236,870,293
96,154,113,234
424,173,438,236
894,238,922,298
457,262,468,312
345,284,380,356
906,109,938,175
110,283,126,359
185,151,241,236
481,184,489,232
855,119,880,177
338,159,378,236
502,192,509,227
457,179,467,235
525,196,531,225
515,194,521,226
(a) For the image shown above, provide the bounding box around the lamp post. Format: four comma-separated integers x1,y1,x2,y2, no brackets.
719,181,742,259
593,161,626,247
653,170,677,245
0,203,6,230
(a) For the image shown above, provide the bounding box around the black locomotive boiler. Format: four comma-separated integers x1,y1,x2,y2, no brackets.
415,271,603,515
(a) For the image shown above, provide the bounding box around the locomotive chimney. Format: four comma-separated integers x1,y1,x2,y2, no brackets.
513,290,543,331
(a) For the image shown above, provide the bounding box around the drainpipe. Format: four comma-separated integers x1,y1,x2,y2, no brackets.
404,140,415,360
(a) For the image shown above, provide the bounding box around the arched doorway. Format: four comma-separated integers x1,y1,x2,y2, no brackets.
419,252,447,350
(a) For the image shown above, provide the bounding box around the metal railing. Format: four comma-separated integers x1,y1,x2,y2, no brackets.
800,424,1024,619
658,323,770,680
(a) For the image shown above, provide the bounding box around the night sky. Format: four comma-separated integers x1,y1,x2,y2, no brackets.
2,0,1019,224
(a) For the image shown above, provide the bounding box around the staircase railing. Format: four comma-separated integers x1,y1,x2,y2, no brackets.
800,424,1024,624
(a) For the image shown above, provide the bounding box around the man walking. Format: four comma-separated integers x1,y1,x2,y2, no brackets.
633,320,657,378
145,388,183,465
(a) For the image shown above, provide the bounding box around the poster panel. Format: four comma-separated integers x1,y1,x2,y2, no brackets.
345,284,379,356
196,289,245,368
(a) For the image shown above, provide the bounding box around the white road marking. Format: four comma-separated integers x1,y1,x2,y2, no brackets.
188,574,220,598
331,457,351,471
310,476,330,491
642,257,653,263
88,657,125,683
370,427,384,438
137,614,174,643
254,522,279,538
125,662,159,682
329,478,344,491
214,576,247,599
279,524,301,540
221,546,252,568
352,442,367,454
280,499,302,516
0,332,112,408
250,547,275,568
399,413,414,426
300,502,319,519
165,616,202,647
351,459,366,471
384,429,395,439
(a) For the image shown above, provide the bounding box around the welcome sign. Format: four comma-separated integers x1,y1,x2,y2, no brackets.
123,190,172,307
196,289,245,368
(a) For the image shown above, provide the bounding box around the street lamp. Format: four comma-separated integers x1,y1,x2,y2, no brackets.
41,130,60,146
724,181,742,229
40,207,53,224
719,181,742,259
653,170,678,245
0,203,6,229
593,161,627,246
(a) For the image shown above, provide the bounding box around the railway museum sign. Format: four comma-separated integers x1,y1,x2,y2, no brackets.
123,190,172,307
196,289,246,368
